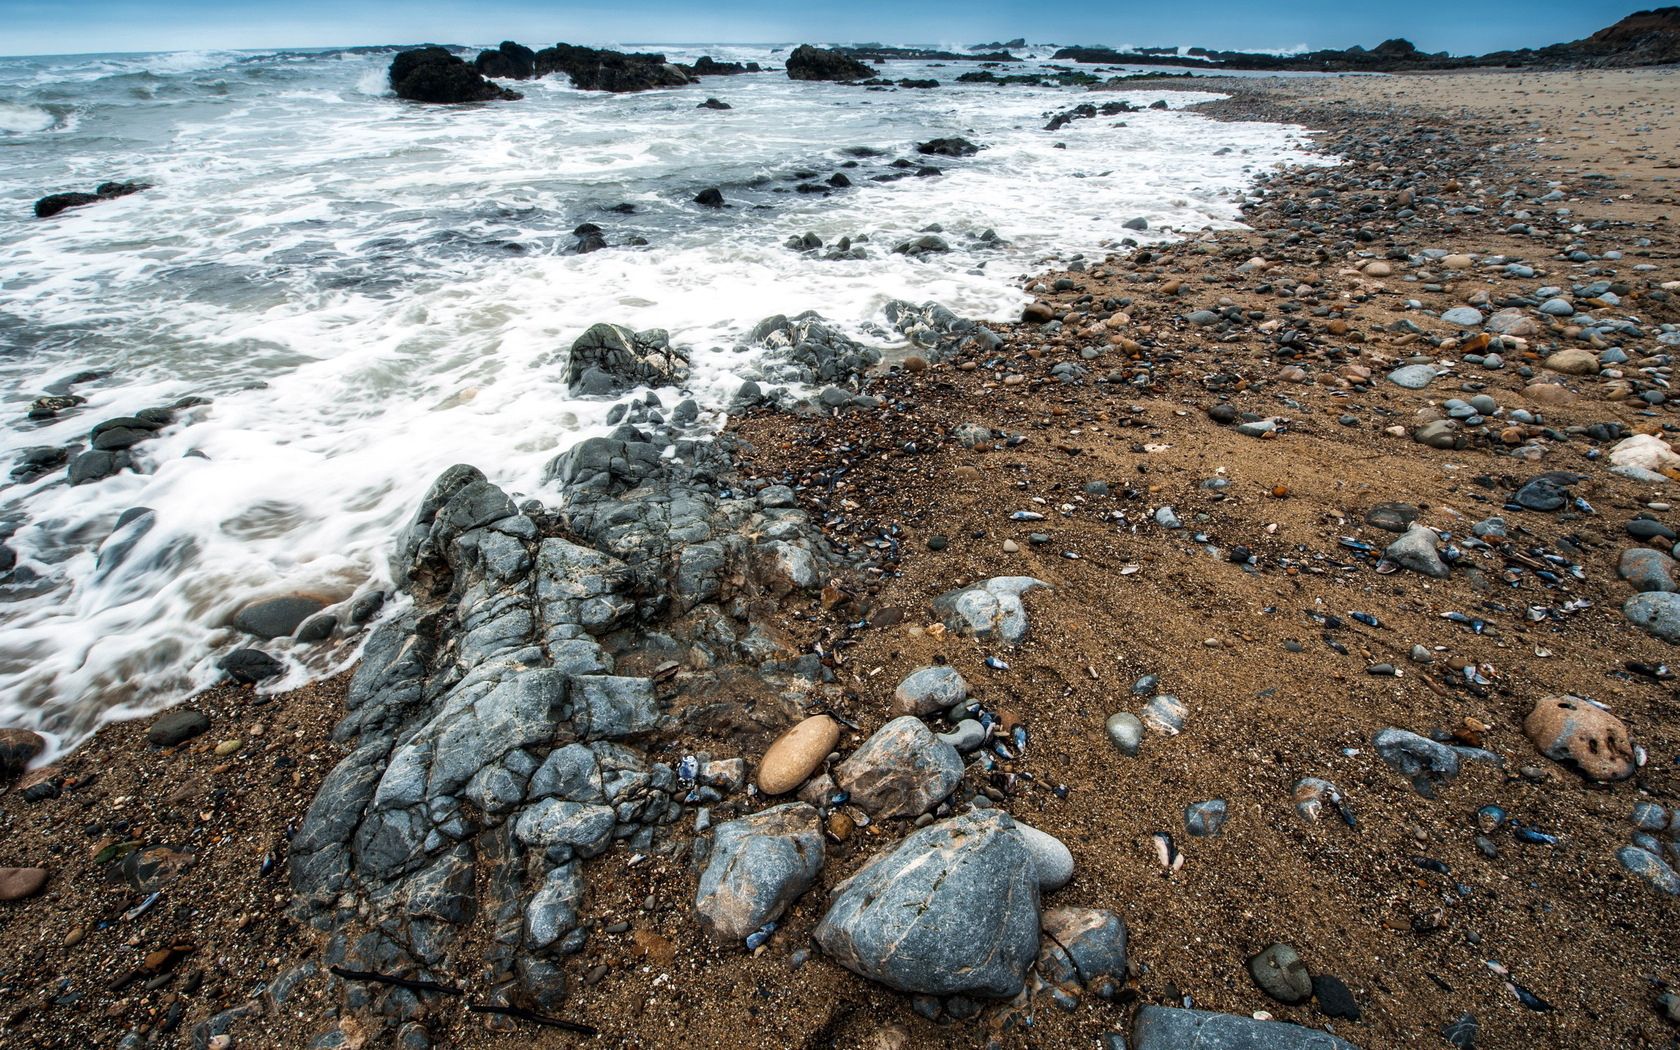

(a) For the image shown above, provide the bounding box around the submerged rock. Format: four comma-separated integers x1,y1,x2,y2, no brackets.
815,809,1040,997
565,323,690,396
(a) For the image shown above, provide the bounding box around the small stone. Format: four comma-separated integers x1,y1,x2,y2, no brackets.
1185,800,1228,837
1542,348,1598,375
1385,524,1448,578
1387,364,1438,389
833,716,963,818
0,729,45,787
1441,307,1484,328
1539,297,1575,316
757,715,841,795
1312,974,1361,1020
1247,943,1312,1004
232,595,327,639
1619,548,1678,593
1619,845,1680,895
893,666,968,717
1134,1006,1358,1050
936,719,986,753
212,739,242,757
1364,502,1418,533
1522,695,1636,782
1012,822,1074,891
146,709,210,747
1104,712,1143,756
1140,695,1186,735
0,867,48,901
1624,591,1680,643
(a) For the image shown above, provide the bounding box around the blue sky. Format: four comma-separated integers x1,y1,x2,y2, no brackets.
0,0,1644,58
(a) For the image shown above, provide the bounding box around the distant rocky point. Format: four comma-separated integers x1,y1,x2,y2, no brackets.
390,41,762,102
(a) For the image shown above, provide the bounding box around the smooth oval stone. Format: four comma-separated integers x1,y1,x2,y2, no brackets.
1619,845,1680,895
1387,364,1438,389
1441,307,1484,328
1248,942,1312,1004
0,866,49,901
1632,802,1670,832
1013,822,1075,891
757,715,840,795
1105,711,1143,756
937,719,986,753
893,666,968,716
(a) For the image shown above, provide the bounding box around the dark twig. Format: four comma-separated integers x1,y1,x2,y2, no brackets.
467,1002,599,1036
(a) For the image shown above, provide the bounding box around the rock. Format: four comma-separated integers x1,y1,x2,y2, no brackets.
1610,434,1680,477
1440,307,1484,328
474,40,536,79
1628,518,1678,543
1248,943,1312,1004
1373,727,1460,794
1037,906,1127,989
1387,364,1437,389
785,44,875,82
1618,845,1680,895
1105,712,1143,756
0,729,45,786
932,576,1050,645
833,716,962,818
1542,348,1599,375
814,809,1040,997
1522,695,1636,781
565,323,689,396
295,612,337,643
694,187,725,208
1363,502,1418,533
1312,974,1361,1020
1412,419,1460,449
1486,308,1538,336
233,595,327,639
533,44,695,92
1132,1006,1359,1050
938,719,986,753
0,867,48,902
389,47,521,103
514,798,617,856
1539,297,1575,316
695,803,824,940
34,180,148,219
219,648,284,684
147,709,210,747
892,666,968,716
697,97,731,110
1625,591,1680,642
1384,524,1448,577
1012,822,1074,891
757,715,841,795
916,137,980,157
1185,799,1228,837
1619,548,1678,593
1141,694,1186,735
1522,383,1577,406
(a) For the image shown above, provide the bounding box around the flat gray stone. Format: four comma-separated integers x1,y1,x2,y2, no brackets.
1440,307,1484,328
1132,1006,1361,1049
893,666,969,716
932,576,1050,646
1386,364,1437,390
1625,591,1680,642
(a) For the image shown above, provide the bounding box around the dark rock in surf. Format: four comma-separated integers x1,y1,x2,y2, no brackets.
220,648,284,684
474,40,537,80
389,47,522,104
565,323,690,396
34,181,150,219
234,595,329,639
534,43,694,92
698,98,732,110
695,187,726,208
692,56,755,76
916,137,980,157
785,44,875,82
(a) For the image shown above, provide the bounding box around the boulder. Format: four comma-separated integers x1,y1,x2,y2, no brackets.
932,576,1050,645
833,716,962,818
389,47,522,103
785,44,875,82
814,809,1041,997
34,180,148,219
1132,1006,1360,1050
916,137,980,157
695,803,824,940
233,595,328,639
1522,695,1636,781
892,666,968,716
565,323,689,396
534,43,695,92
474,40,536,80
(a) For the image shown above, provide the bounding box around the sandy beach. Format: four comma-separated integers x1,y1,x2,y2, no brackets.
5,63,1680,1049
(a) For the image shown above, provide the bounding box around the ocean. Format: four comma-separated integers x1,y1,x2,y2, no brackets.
0,43,1321,754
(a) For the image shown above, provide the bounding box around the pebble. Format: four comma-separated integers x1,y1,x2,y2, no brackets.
1441,307,1484,328
146,709,210,748
1387,364,1438,389
1013,822,1075,891
1312,974,1361,1020
892,666,968,717
1247,943,1312,1004
1631,802,1669,832
1104,712,1143,756
1140,694,1186,735
1385,524,1449,578
0,866,48,902
1618,845,1680,895
937,719,986,753
1185,800,1228,837
756,715,841,795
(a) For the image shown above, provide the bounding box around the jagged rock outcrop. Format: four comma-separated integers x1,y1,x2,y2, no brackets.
474,40,536,79
534,43,695,92
34,180,149,219
389,47,522,103
565,323,690,396
785,44,875,82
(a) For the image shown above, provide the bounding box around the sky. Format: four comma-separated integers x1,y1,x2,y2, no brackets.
0,0,1647,58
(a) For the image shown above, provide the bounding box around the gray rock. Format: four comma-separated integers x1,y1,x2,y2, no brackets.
893,666,969,716
1012,822,1074,891
569,675,660,739
1513,478,1567,511
524,862,584,950
833,716,962,818
1141,694,1186,735
1132,1006,1360,1050
1105,711,1143,756
1185,799,1228,837
1625,591,1680,642
234,595,327,639
1373,727,1461,795
814,809,1040,997
1412,419,1460,449
1620,548,1679,593
1540,297,1575,317
1440,307,1483,328
937,719,986,753
1618,845,1680,895
536,538,635,640
695,803,824,940
565,322,689,396
146,709,210,747
1363,503,1418,533
1384,524,1448,578
932,576,1050,646
1037,906,1128,990
1248,942,1312,1003
1386,364,1437,389
514,798,617,857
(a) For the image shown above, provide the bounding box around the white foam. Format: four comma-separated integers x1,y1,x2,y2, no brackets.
0,46,1326,759
0,101,55,133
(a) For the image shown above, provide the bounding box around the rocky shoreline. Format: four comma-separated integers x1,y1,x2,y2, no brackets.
5,67,1680,1050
